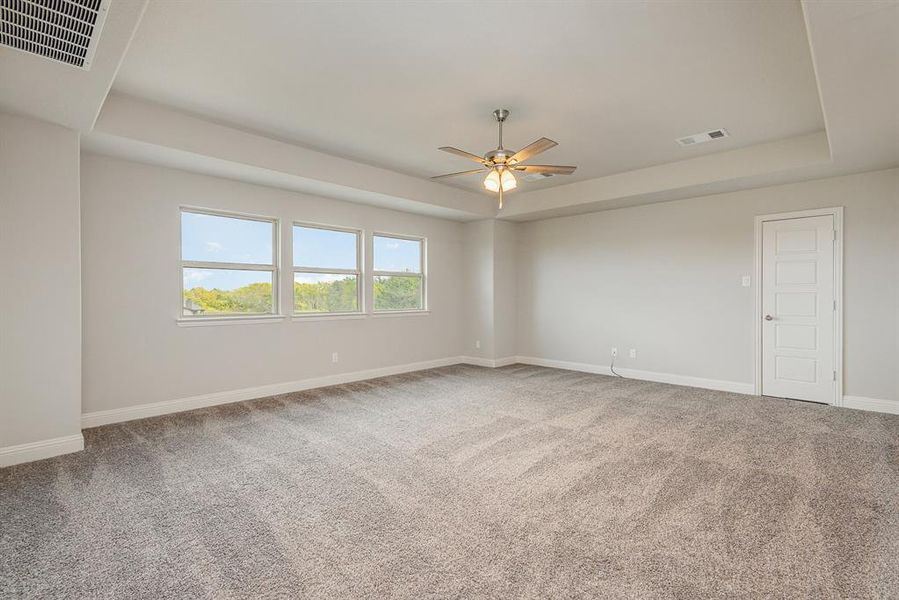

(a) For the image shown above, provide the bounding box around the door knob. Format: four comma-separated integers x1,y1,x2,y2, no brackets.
765,314,774,321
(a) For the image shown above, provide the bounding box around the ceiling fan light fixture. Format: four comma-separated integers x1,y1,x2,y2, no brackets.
500,169,517,191
484,168,516,193
484,169,501,192
434,109,576,209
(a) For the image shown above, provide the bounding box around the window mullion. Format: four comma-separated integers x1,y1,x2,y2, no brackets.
373,270,422,278
183,260,275,271
272,219,279,314
293,266,360,275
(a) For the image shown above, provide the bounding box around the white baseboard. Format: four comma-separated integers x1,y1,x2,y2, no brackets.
459,356,493,368
515,356,898,414
460,356,517,368
843,395,899,415
82,356,466,428
514,355,755,395
79,354,899,431
0,433,84,468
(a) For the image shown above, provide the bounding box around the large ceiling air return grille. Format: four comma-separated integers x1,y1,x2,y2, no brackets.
0,0,108,70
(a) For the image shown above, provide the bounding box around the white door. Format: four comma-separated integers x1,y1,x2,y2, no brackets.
761,215,836,404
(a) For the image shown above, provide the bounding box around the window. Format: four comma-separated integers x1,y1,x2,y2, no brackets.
372,234,426,312
293,224,362,314
180,208,278,317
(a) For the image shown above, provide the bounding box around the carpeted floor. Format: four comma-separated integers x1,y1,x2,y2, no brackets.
1,364,897,599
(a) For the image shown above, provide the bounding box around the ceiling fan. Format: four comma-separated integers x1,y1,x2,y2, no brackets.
431,109,576,208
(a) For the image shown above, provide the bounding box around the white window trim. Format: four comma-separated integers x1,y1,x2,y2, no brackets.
177,315,286,327
292,221,364,317
370,310,431,319
371,232,428,313
179,206,280,320
291,313,367,323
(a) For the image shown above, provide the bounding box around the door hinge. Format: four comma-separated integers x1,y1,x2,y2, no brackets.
833,370,837,381
832,230,837,241
833,300,837,311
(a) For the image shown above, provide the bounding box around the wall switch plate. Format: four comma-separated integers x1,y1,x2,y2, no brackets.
331,352,339,363
629,348,637,359
611,347,618,358
475,340,481,349
742,275,751,287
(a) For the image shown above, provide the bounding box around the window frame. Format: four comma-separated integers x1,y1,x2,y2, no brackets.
179,206,280,320
371,232,428,313
292,221,364,317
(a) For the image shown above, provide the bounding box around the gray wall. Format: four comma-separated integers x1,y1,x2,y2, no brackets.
516,168,899,401
0,113,83,447
461,219,518,362
462,220,495,360
493,220,518,359
80,155,467,414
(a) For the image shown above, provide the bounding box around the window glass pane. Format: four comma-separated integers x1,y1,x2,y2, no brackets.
374,275,422,311
181,211,273,265
294,273,359,313
373,236,421,273
183,268,273,315
293,226,358,270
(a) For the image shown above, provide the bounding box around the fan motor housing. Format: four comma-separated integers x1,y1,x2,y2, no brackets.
485,149,516,165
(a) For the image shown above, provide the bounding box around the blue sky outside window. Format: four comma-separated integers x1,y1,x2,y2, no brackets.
373,235,421,273
293,226,357,269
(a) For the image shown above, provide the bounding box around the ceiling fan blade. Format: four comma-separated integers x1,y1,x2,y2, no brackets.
512,164,577,175
438,146,486,164
431,168,489,180
508,138,558,164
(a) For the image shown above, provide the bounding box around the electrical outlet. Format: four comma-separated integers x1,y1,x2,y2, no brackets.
611,347,618,358
475,340,481,349
331,352,339,363
742,275,751,287
629,348,637,359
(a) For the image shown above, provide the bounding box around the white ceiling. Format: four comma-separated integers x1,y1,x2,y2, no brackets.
493,0,898,222
5,1,888,221
801,0,899,172
112,0,825,195
0,0,146,130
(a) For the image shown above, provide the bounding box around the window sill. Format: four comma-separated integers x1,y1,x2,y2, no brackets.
371,310,430,318
175,311,428,325
176,315,286,327
292,313,366,322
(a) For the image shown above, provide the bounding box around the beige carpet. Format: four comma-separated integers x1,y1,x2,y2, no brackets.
2,364,897,599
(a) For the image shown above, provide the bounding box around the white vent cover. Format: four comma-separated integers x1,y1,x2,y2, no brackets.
1,0,109,70
676,129,729,147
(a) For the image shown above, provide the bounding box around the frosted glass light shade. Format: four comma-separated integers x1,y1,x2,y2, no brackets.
500,169,517,191
484,169,501,192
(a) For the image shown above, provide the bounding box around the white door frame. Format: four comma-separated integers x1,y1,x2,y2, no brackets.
753,207,844,405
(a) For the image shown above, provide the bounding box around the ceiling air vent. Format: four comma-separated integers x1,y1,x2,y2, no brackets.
676,128,729,147
0,0,109,70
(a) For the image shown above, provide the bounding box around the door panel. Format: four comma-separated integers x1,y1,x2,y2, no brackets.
762,215,835,403
775,324,816,349
775,260,817,284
